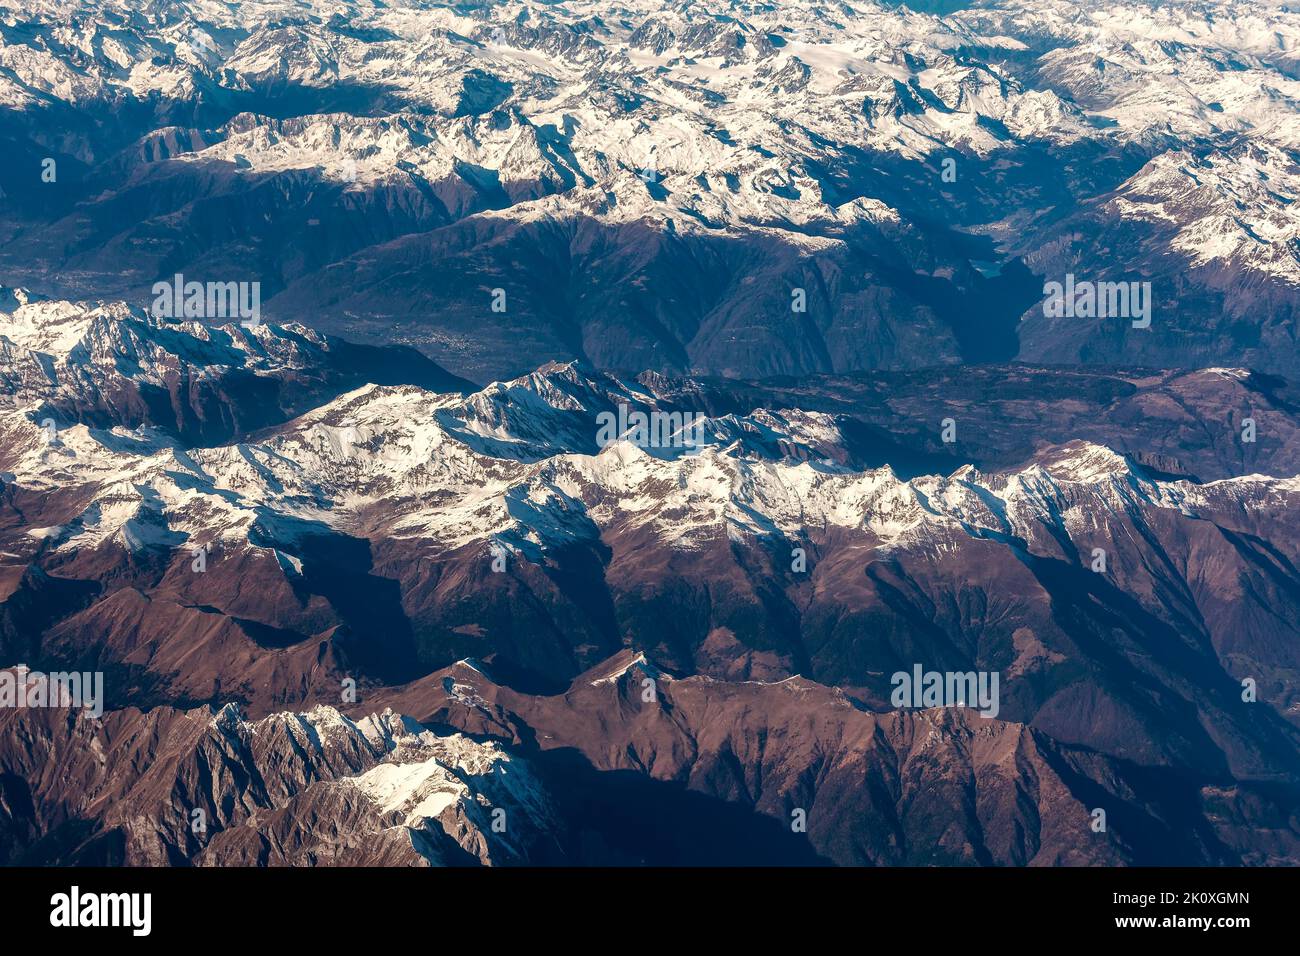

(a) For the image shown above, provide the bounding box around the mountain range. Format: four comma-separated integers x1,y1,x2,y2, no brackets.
0,0,1297,380
0,0,1297,868
0,296,1297,864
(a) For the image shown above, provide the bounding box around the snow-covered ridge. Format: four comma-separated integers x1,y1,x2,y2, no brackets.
1105,141,1300,285
209,703,553,864
4,0,1298,245
0,290,337,373
2,305,1292,570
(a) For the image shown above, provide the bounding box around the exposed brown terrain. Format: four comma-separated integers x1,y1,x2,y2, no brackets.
0,307,1296,866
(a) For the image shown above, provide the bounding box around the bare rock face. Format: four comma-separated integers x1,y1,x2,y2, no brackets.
372,658,1300,867
0,702,561,866
1,290,1298,866
4,335,1295,788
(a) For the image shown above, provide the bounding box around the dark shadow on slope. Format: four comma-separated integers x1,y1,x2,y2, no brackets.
526,746,833,866
194,80,409,123
1017,549,1300,782
455,70,513,117
870,256,1042,362
262,212,1060,382
837,416,982,477
407,538,621,697
288,530,421,685
1035,740,1300,865
7,818,126,867
0,565,100,665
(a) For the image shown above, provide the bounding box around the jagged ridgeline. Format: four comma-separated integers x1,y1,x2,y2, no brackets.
1,297,1298,864
0,0,1295,381
0,0,1298,868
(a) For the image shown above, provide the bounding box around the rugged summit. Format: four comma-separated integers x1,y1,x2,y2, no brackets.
0,0,1297,867
0,698,560,865
1,301,1297,864
0,0,1297,379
